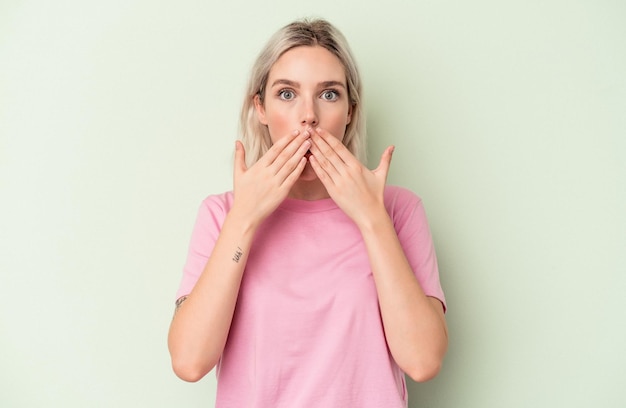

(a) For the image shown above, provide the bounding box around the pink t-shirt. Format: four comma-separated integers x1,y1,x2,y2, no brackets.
176,185,446,408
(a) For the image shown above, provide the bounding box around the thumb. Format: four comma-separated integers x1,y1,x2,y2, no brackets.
375,145,394,178
234,140,247,175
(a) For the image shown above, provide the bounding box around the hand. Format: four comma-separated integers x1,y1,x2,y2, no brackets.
232,130,311,226
307,127,394,227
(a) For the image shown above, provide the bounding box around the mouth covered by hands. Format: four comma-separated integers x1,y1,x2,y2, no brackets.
232,130,311,226
232,127,394,228
306,126,395,227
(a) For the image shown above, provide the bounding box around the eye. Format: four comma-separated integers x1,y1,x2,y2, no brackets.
278,89,295,101
321,90,339,101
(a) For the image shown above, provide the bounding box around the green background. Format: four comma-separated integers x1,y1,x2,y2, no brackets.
1,0,624,406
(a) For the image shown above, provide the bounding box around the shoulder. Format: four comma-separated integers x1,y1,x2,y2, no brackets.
196,191,234,222
383,185,430,232
201,191,234,209
384,185,423,211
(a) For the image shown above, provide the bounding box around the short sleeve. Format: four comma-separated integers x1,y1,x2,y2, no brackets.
384,186,447,312
175,192,233,301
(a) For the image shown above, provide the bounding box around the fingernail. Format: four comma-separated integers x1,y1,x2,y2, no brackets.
316,127,322,133
292,130,300,136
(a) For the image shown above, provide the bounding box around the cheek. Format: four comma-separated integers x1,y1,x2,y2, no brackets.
264,108,295,143
324,109,351,140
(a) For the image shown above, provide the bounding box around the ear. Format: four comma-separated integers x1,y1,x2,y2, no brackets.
346,104,353,125
254,94,268,125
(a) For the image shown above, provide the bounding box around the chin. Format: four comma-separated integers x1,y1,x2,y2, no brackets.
298,164,319,181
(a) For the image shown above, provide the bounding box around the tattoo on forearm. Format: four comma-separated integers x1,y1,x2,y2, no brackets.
232,246,243,263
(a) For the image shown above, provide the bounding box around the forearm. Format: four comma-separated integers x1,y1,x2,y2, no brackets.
358,208,448,382
168,209,257,382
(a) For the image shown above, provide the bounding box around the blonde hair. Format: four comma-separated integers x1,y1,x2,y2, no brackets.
240,18,366,166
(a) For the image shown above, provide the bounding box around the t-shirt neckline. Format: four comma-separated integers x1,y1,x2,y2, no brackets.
278,197,339,213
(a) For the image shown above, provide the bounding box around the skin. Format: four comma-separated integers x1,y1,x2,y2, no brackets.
254,45,352,199
168,45,448,383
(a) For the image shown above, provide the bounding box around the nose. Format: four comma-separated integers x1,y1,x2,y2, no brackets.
300,98,318,127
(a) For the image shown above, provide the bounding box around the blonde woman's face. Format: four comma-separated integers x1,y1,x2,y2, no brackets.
255,45,352,146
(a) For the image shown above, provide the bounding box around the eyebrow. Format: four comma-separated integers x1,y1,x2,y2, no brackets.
270,79,347,89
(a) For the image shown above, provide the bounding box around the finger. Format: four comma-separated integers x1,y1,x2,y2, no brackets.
281,156,308,188
374,145,395,180
311,127,354,164
308,137,341,178
275,138,311,181
259,130,301,166
269,131,311,174
308,127,350,177
308,154,336,188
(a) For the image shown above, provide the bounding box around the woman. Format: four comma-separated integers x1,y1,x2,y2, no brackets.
168,18,448,407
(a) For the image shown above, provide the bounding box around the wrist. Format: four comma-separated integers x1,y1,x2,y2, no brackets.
355,205,392,234
224,206,261,237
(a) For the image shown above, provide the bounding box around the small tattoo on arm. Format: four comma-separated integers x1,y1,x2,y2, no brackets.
232,246,243,263
173,295,188,316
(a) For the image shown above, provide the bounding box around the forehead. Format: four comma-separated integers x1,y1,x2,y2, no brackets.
268,45,346,84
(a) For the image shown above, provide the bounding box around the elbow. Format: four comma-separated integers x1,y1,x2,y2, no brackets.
170,356,215,383
169,339,218,383
403,358,443,383
168,330,218,382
